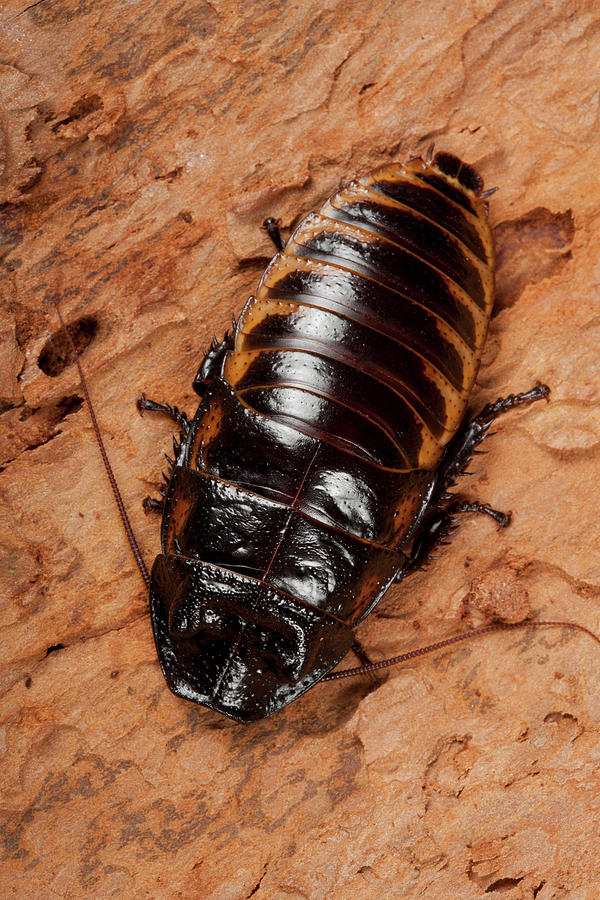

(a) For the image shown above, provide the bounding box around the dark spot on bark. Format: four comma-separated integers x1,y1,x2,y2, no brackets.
38,315,99,376
56,395,84,416
155,166,184,182
45,643,65,656
52,94,103,132
236,256,273,271
485,876,524,892
544,711,576,725
25,677,32,688
494,207,575,312
165,1,218,38
178,210,193,223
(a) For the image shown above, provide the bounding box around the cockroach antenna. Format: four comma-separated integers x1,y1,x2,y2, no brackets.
322,620,600,681
51,299,150,588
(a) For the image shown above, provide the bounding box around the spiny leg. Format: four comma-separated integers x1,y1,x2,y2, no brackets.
434,383,550,501
192,329,235,397
137,393,192,461
137,399,191,512
397,498,511,581
263,217,284,252
396,383,549,580
143,496,165,513
139,328,235,511
454,500,511,528
137,396,191,434
144,330,234,438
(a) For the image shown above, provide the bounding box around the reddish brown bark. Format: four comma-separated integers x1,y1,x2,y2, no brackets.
2,1,600,897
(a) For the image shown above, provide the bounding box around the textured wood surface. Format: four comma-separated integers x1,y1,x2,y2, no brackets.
2,1,600,897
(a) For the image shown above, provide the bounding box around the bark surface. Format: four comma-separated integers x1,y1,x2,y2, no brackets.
1,1,600,897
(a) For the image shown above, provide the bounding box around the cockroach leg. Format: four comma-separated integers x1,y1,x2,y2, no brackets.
143,496,165,514
396,497,510,581
395,385,549,581
192,330,235,397
454,500,511,528
263,216,284,252
137,396,191,434
434,383,550,497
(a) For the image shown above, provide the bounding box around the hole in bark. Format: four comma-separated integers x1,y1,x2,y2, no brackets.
485,876,524,892
236,256,272,271
359,82,376,94
544,711,576,724
38,315,98,376
494,207,574,312
155,166,184,182
25,677,32,688
56,394,84,417
46,643,65,656
52,94,103,132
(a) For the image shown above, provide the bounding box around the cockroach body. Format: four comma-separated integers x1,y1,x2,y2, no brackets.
138,150,550,722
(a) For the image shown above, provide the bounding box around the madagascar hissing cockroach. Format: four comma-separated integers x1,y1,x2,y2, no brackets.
55,148,599,722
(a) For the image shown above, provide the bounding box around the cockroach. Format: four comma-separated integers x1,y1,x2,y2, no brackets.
54,148,599,722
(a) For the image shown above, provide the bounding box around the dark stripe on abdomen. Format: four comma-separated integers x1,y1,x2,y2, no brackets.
324,196,485,301
228,347,446,439
412,170,479,214
264,265,476,353
362,176,486,260
237,302,462,408
291,221,486,312
239,386,413,468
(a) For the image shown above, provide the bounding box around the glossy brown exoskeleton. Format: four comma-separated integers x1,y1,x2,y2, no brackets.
138,150,551,722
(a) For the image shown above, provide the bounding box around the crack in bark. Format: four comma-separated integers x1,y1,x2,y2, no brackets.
49,610,150,655
247,862,268,898
13,0,48,20
0,427,63,472
0,395,84,471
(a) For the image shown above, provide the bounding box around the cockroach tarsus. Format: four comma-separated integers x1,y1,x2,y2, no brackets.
53,149,600,722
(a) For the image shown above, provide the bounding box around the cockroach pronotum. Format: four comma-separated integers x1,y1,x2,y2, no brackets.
54,148,599,722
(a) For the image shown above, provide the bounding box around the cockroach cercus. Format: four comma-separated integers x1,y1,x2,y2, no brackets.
54,148,599,722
